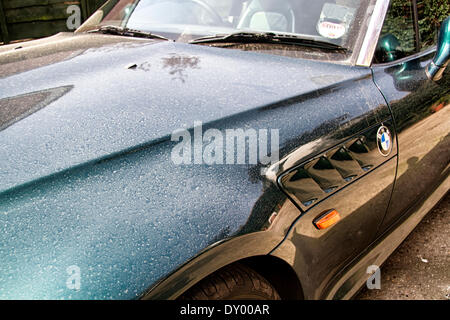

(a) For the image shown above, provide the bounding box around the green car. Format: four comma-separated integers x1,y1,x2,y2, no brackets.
0,0,448,300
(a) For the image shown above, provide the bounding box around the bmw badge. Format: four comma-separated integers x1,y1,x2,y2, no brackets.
377,125,393,156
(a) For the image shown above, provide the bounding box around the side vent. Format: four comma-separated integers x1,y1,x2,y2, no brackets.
279,123,395,210
346,138,378,172
282,168,325,207
329,146,364,181
304,157,345,194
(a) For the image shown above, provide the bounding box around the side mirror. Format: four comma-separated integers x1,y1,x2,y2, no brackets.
426,16,450,81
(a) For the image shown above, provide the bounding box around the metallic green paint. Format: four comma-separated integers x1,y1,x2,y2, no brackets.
0,2,448,301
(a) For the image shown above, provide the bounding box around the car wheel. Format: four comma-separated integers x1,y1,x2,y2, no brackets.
179,263,281,300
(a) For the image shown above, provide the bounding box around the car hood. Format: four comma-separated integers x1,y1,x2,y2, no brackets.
0,32,360,193
0,32,365,299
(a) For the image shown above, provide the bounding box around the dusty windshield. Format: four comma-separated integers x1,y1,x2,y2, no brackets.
77,0,375,62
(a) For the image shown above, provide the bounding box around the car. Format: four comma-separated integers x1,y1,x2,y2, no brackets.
0,0,448,300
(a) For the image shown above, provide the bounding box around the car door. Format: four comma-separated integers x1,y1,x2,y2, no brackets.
371,0,450,233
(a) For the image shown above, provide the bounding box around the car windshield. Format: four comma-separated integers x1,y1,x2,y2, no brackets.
77,0,376,62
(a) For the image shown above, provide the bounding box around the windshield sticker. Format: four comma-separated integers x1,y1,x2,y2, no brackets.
317,3,356,39
317,21,346,39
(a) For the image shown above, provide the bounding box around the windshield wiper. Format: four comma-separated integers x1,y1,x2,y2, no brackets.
190,31,347,51
88,25,170,41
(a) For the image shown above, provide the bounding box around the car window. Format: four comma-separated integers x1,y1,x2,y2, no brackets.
374,0,416,63
77,0,377,64
416,0,450,51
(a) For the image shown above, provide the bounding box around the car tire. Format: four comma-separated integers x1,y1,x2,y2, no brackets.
179,263,281,300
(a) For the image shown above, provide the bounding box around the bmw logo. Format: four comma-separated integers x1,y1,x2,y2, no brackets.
377,125,393,156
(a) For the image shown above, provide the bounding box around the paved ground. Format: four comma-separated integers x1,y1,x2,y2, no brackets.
357,193,449,300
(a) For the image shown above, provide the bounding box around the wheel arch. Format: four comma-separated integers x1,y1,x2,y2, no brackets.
239,255,304,300
140,232,304,300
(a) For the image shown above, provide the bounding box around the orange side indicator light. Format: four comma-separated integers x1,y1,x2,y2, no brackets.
314,209,341,230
